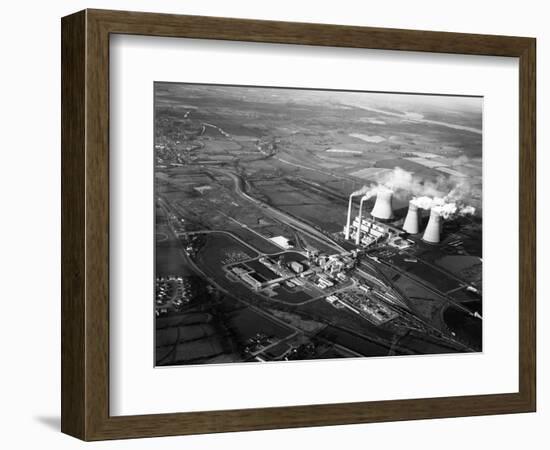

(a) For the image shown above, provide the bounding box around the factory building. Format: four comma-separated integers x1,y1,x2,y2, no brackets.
345,188,395,238
349,216,391,247
239,272,263,290
344,188,398,246
290,261,304,274
269,235,293,249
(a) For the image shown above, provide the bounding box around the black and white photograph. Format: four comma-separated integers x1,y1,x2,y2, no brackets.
154,83,483,366
1,0,544,446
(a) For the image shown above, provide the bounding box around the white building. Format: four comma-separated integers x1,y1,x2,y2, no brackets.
350,217,389,246
290,261,304,273
269,235,293,249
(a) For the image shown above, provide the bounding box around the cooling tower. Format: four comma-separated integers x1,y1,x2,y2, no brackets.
371,189,394,220
403,201,420,234
422,209,442,244
355,196,367,245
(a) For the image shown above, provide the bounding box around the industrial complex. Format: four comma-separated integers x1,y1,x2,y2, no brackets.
153,83,483,366
345,187,449,246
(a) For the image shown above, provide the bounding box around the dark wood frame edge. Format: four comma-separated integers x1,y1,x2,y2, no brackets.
61,9,536,441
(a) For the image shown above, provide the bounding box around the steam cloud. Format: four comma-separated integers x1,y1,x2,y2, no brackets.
353,166,477,219
411,197,475,219
352,184,391,201
410,196,434,210
432,201,458,220
459,205,476,216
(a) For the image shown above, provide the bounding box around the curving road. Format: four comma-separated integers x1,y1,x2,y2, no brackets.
208,167,346,253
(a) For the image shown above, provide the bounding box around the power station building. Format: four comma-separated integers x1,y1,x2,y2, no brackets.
289,261,304,274
344,188,444,246
344,188,397,246
349,217,389,246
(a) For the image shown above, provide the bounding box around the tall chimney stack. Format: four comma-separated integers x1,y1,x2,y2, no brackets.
403,201,420,234
422,209,442,244
371,188,394,220
345,194,357,240
355,196,368,245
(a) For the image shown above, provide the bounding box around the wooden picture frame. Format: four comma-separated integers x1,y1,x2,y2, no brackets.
61,9,536,441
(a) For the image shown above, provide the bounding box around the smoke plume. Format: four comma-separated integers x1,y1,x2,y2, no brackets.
410,196,434,209
354,166,477,219
352,184,391,201
432,202,458,219
351,185,373,196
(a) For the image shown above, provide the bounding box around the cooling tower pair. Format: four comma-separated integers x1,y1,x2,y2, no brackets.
403,201,441,243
